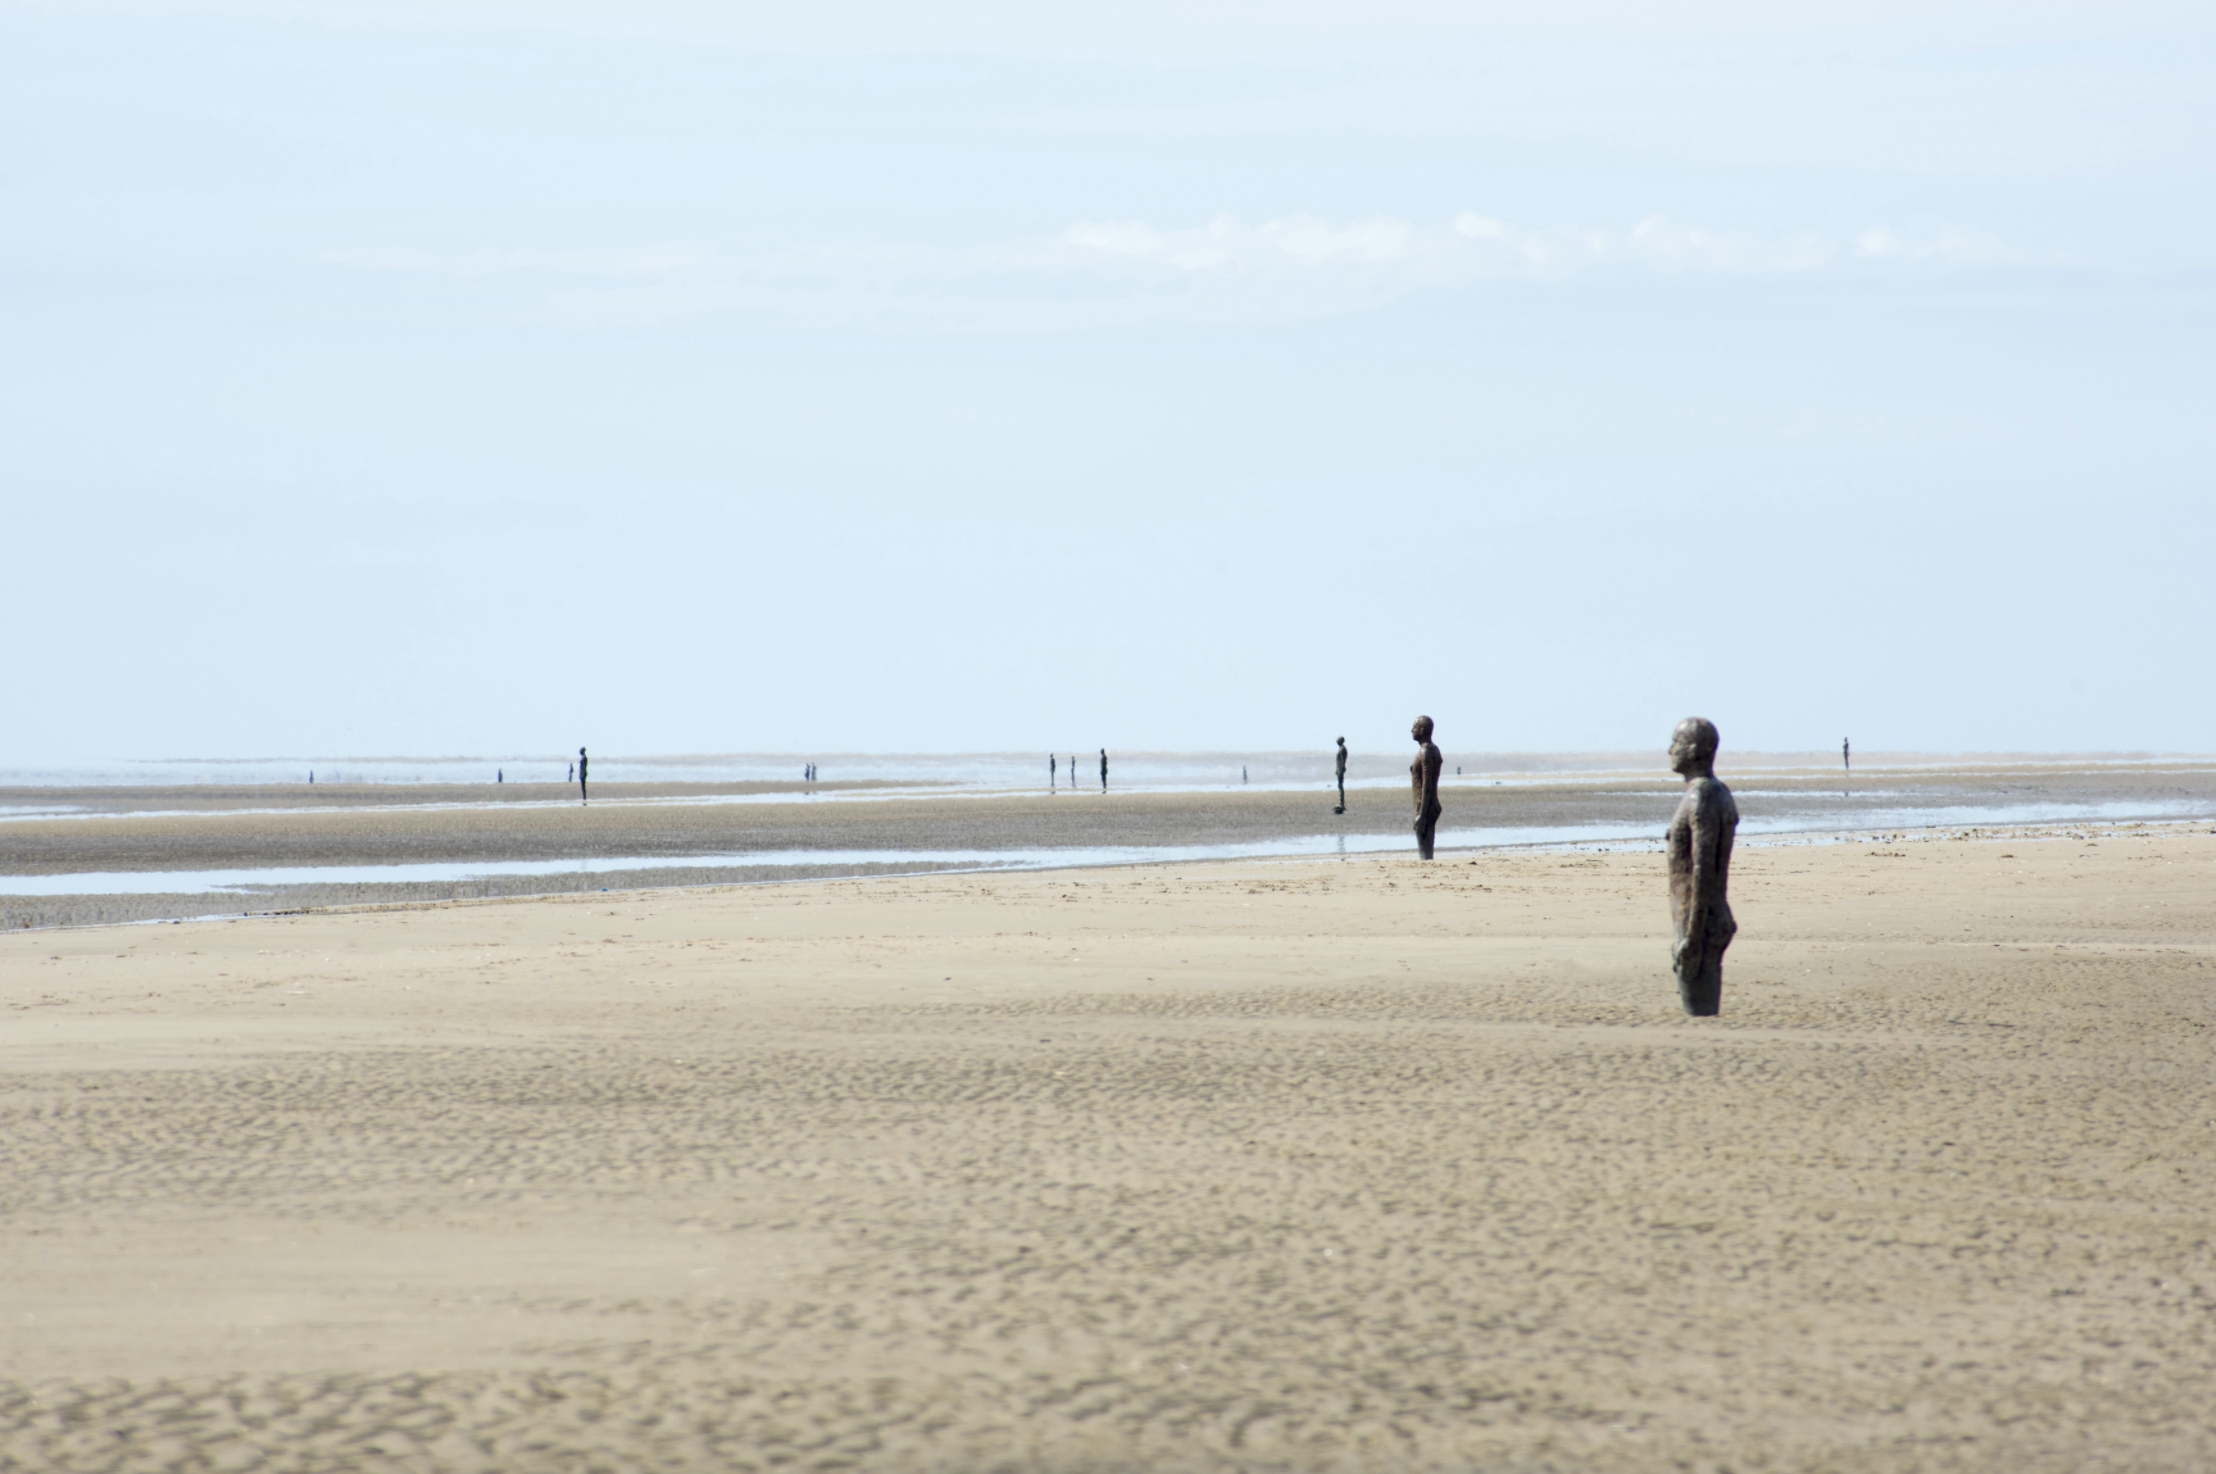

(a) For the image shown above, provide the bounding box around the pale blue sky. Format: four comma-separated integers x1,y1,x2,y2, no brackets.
5,0,2211,760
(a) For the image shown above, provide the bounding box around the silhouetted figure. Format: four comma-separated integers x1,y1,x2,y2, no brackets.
1099,748,1108,792
1334,737,1348,814
1843,737,1851,771
578,747,589,805
1050,754,1057,790
309,771,314,785
1242,765,1247,784
1667,717,1739,1017
497,769,503,784
1409,716,1443,859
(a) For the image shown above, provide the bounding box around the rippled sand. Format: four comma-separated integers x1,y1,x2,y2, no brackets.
3,824,2212,1471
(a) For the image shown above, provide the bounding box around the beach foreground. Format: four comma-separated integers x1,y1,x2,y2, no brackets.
3,826,2212,1471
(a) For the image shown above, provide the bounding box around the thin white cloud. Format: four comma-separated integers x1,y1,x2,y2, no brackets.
319,214,2024,328
1043,212,1971,284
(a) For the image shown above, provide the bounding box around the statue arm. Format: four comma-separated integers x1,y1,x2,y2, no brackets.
1669,792,1725,970
1679,795,1727,957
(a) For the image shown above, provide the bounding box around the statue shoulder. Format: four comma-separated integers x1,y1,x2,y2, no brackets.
1676,777,1735,819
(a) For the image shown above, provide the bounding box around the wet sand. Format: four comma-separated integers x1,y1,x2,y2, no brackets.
6,759,2214,929
0,778,902,818
2,823,2212,1471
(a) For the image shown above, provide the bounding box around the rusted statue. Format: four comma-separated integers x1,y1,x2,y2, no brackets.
1666,717,1738,1016
1333,736,1349,814
1409,716,1442,858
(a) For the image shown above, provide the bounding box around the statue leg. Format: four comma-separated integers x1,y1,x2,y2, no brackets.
1414,813,1436,860
1676,926,1728,1016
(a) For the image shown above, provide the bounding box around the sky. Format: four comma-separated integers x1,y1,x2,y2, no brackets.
4,0,2211,761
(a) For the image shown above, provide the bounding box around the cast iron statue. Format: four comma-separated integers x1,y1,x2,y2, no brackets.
1334,736,1348,814
1666,717,1738,1017
1409,716,1442,859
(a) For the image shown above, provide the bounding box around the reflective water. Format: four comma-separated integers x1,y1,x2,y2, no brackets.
5,798,2202,900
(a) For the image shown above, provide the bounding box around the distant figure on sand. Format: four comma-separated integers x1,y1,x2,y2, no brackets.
1100,749,1108,793
578,747,589,805
1409,716,1443,859
1843,737,1851,771
1334,737,1348,813
1667,717,1739,1018
1050,754,1057,790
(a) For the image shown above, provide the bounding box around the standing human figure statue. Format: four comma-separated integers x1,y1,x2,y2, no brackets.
1333,736,1348,814
1408,716,1443,859
1842,737,1850,771
1050,754,1057,790
578,747,589,805
1099,748,1108,792
1667,717,1739,1017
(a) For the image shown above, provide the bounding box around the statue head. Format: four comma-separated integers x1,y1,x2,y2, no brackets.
1669,717,1719,776
1411,715,1434,743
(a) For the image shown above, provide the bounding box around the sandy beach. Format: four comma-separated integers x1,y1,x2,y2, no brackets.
2,820,2211,1470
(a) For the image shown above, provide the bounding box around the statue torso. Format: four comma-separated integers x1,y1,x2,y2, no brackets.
1410,743,1442,812
1667,777,1738,923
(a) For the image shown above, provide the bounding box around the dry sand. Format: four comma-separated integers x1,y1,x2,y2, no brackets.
2,823,2212,1471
